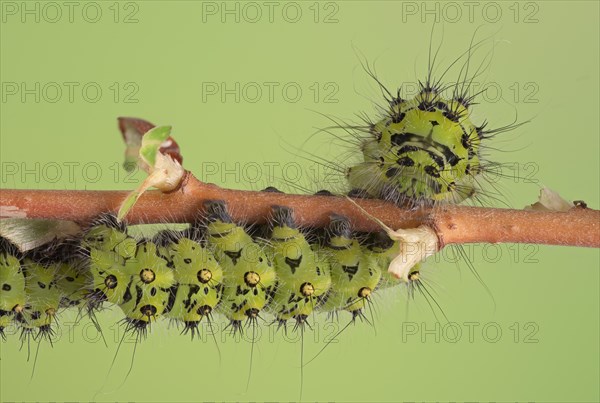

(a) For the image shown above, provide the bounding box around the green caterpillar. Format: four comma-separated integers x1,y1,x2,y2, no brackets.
291,32,525,210
1,203,422,389
0,197,426,349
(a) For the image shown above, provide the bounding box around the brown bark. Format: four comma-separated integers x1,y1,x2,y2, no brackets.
1,173,598,248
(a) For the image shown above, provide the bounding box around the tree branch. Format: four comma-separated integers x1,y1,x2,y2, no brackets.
1,172,598,249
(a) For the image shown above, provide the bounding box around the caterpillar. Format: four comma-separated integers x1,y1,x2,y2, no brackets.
345,86,484,207
2,197,428,399
287,29,525,212
0,201,413,340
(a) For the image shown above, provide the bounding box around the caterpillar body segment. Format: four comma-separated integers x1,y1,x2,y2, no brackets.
55,259,93,309
203,201,277,329
266,206,332,325
155,231,224,337
318,216,382,318
81,214,137,259
119,240,175,330
87,248,133,308
19,258,61,340
0,240,26,339
80,216,139,312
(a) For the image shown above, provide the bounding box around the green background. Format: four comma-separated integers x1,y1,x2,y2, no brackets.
1,1,598,402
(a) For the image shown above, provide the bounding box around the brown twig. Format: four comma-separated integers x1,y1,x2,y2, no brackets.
1,172,598,249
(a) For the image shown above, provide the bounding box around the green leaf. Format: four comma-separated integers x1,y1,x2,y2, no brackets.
139,126,172,169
